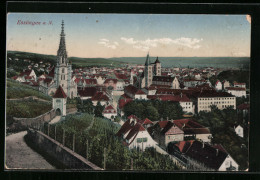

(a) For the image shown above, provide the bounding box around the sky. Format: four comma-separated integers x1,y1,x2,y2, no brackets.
6,13,251,58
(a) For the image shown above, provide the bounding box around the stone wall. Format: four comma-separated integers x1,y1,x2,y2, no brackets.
10,109,56,130
26,128,102,170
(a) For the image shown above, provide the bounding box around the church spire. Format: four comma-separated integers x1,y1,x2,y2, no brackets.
145,52,150,66
57,20,67,63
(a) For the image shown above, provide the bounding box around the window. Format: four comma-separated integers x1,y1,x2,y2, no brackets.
56,99,61,103
62,68,65,73
137,138,148,143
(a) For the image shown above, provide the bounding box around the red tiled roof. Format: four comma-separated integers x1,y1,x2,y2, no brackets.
147,94,191,102
19,69,32,77
48,67,55,77
85,79,97,85
173,119,211,135
53,85,67,98
11,76,18,80
118,98,133,109
237,103,250,110
91,92,109,101
135,89,146,95
44,78,53,83
142,118,153,125
115,73,128,80
198,90,233,98
125,123,145,141
158,121,169,129
175,140,194,153
78,87,97,97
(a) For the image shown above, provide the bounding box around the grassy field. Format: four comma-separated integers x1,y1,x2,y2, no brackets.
6,79,52,101
6,99,52,118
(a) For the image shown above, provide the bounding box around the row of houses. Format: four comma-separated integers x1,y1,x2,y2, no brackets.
116,115,239,171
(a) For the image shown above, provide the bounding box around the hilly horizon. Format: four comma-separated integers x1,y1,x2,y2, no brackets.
7,50,250,69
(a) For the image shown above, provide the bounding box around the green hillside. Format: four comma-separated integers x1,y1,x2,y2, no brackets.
6,79,52,101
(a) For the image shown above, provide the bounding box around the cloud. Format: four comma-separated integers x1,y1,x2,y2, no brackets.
120,37,203,51
98,39,119,49
246,15,251,24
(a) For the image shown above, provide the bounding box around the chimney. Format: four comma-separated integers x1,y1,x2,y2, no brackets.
180,92,183,98
202,142,205,148
216,148,219,156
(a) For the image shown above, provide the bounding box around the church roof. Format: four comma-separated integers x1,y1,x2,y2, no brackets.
53,85,67,98
154,57,160,64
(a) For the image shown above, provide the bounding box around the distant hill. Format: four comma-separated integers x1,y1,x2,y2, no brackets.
108,56,250,69
7,51,250,70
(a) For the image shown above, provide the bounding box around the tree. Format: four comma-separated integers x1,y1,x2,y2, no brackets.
94,101,104,117
114,116,121,123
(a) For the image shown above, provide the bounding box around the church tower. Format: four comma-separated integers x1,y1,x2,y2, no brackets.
54,20,68,93
53,20,77,98
144,53,153,88
154,56,161,76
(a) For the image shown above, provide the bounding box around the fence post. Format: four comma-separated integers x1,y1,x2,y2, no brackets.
62,129,65,146
47,123,50,136
131,158,133,170
104,147,106,170
54,125,57,140
72,133,75,152
86,140,88,160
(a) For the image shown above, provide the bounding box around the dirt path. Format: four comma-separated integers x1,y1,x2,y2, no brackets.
5,131,55,170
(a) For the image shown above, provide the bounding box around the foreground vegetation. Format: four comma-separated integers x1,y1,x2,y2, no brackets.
45,113,179,170
6,79,52,101
123,100,184,121
195,106,248,170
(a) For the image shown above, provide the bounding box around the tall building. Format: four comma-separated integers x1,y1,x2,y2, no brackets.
139,53,162,88
39,20,77,98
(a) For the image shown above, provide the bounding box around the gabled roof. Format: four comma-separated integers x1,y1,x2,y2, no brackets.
142,118,153,125
174,140,228,170
125,123,145,141
158,120,170,129
53,85,67,98
91,92,110,101
173,119,211,135
78,87,97,97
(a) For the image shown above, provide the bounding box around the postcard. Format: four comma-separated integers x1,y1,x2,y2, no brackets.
5,13,250,171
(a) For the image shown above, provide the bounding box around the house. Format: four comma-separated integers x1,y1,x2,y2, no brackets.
152,76,180,89
215,80,222,91
78,87,97,100
124,85,147,100
116,117,157,151
173,119,212,143
169,140,239,171
91,91,110,106
117,94,133,116
226,87,246,97
149,119,211,148
103,105,117,120
197,90,236,112
237,103,250,119
234,82,246,88
18,69,37,81
234,125,244,138
222,80,230,89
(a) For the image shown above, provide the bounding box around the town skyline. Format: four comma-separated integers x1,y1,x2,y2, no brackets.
7,13,251,58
